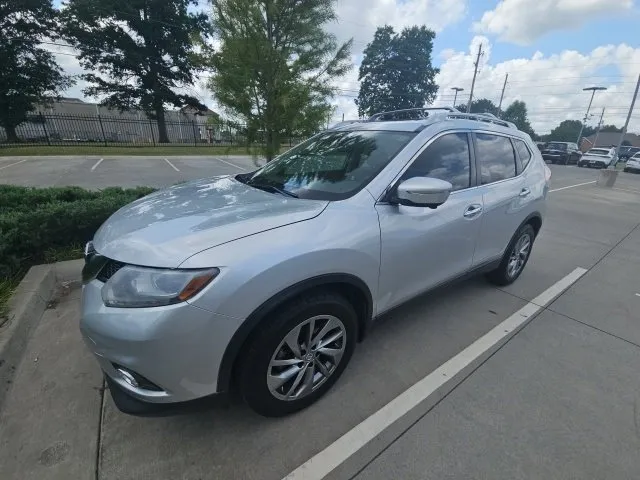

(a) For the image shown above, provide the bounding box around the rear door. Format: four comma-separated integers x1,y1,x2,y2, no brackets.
472,132,532,266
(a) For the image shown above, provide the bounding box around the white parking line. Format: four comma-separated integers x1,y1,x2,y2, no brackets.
164,158,180,172
0,159,28,171
549,180,596,193
283,267,588,480
216,157,247,171
90,158,104,171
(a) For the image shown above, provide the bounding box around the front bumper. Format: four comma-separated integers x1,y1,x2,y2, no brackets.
542,153,566,162
80,280,239,407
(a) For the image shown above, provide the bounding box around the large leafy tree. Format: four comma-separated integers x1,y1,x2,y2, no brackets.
503,100,537,139
545,119,595,142
458,98,500,116
356,25,438,118
61,0,210,143
207,0,352,161
0,0,73,142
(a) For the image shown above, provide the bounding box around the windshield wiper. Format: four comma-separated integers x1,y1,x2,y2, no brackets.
247,182,299,198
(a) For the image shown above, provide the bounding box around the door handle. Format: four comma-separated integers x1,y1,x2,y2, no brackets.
519,188,531,197
463,204,483,218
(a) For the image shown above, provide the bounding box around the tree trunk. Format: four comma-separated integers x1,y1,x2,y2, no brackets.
5,124,20,143
154,101,169,143
265,127,280,162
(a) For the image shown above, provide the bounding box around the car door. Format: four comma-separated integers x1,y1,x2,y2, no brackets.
472,132,532,266
375,131,484,313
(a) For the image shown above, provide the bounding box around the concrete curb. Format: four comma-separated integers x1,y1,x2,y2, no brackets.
0,259,83,409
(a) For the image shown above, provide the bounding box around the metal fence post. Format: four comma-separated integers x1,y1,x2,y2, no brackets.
192,120,198,147
149,119,156,146
98,114,107,146
40,112,51,146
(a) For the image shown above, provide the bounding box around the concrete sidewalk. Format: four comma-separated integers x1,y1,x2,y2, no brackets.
356,225,640,480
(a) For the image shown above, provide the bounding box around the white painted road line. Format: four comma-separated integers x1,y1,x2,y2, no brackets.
216,157,247,171
0,159,28,171
636,293,640,297
90,158,104,171
164,158,180,172
549,180,596,193
283,267,588,480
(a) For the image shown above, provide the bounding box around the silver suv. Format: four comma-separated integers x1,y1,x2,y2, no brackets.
81,108,550,417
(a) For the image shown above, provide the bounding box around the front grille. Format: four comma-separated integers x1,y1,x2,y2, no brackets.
96,260,125,282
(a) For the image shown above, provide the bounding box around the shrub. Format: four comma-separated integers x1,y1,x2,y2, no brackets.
0,186,155,278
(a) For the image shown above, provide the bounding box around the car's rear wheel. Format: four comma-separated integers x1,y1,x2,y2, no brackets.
486,224,535,286
237,291,357,417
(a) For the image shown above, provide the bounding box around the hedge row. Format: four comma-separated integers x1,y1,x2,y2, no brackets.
0,185,155,278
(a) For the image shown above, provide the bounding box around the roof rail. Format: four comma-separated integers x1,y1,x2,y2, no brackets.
446,112,516,129
368,107,459,122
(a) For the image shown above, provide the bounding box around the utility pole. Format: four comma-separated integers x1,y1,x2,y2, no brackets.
497,73,509,114
593,107,605,148
613,74,640,167
467,43,483,113
576,86,607,147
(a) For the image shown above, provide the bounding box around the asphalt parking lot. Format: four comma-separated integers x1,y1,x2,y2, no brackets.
1,161,640,479
0,155,260,189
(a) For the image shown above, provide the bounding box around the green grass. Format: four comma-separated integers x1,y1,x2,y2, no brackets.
0,277,19,324
0,145,290,156
43,245,84,263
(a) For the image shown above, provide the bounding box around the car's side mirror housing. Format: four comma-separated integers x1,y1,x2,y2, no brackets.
395,177,452,209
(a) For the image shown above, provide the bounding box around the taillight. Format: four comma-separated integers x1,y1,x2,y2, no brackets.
544,165,552,183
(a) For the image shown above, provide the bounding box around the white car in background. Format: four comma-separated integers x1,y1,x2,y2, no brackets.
624,152,640,173
577,147,616,169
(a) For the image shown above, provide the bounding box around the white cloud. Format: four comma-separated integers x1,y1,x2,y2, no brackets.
327,0,467,54
431,37,640,134
474,0,634,45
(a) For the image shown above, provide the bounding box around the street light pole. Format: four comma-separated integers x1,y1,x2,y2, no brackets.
451,87,464,108
576,86,607,148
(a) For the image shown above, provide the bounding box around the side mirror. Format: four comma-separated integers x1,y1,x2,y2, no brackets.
396,177,452,208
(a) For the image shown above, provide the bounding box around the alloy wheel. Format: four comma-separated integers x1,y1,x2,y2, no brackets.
267,315,346,401
507,233,531,278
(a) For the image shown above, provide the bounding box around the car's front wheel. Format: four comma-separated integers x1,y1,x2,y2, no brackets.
237,291,357,417
487,224,535,286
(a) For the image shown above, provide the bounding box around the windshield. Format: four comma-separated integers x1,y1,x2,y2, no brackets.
587,149,610,156
546,143,567,150
237,130,416,200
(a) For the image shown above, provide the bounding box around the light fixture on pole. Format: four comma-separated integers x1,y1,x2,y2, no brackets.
451,87,464,108
576,86,607,148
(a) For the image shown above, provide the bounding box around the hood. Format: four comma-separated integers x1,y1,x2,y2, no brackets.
93,176,328,268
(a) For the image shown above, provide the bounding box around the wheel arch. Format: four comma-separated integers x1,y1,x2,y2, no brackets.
216,273,373,393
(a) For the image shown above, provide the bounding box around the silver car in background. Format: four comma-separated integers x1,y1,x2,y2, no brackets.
81,108,549,417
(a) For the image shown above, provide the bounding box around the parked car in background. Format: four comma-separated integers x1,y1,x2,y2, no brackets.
80,108,549,417
623,152,640,173
617,146,640,162
541,142,581,164
578,147,616,169
535,141,546,151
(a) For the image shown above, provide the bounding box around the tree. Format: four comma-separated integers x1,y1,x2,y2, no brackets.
503,100,537,139
622,139,632,146
207,0,352,161
600,124,622,133
0,0,73,142
62,0,210,143
458,98,500,116
356,26,438,118
546,120,595,142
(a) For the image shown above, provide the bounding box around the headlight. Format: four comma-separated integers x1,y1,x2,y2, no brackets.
101,265,219,308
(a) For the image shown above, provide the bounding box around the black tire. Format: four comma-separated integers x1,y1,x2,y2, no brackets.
237,290,357,417
486,224,536,286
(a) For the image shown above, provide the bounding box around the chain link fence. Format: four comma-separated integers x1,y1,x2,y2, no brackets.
0,113,305,148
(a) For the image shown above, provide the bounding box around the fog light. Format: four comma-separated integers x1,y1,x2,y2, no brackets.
116,368,139,388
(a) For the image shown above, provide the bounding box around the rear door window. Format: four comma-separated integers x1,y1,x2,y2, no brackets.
475,133,517,185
